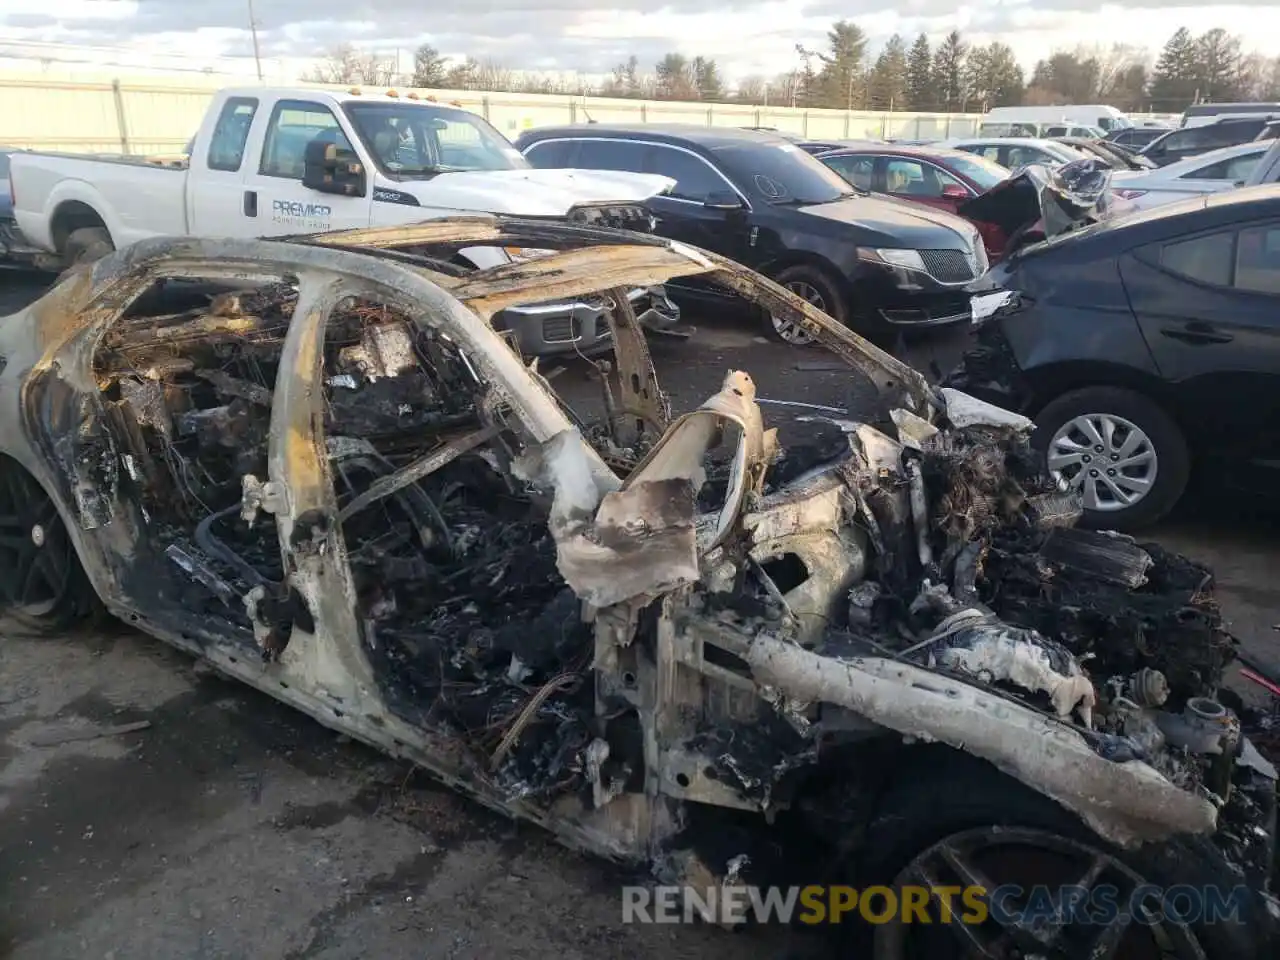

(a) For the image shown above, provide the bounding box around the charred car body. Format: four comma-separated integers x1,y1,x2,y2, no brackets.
0,216,1276,957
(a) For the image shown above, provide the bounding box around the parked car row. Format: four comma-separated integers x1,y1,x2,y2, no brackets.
518,124,989,345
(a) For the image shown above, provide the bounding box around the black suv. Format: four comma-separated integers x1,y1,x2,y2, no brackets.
515,124,986,345
948,186,1280,529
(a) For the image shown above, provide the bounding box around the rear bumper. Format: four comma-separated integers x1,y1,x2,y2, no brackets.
0,218,49,269
495,285,681,358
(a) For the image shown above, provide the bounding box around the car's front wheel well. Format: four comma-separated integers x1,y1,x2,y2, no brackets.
762,252,853,301
50,201,110,255
1023,361,1182,428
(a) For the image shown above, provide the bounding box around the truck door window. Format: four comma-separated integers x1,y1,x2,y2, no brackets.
207,97,258,172
260,100,355,180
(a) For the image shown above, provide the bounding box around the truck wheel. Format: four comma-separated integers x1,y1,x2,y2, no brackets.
853,750,1266,960
0,460,104,637
63,226,115,272
766,265,847,346
1031,386,1188,530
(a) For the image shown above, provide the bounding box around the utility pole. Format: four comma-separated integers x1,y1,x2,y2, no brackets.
247,0,264,82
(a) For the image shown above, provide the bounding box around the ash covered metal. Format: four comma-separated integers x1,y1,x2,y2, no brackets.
15,221,1273,955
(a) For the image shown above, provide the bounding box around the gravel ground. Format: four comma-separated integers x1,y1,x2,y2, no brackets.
1,270,1277,959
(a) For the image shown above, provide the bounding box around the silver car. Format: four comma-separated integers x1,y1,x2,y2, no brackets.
1109,140,1273,210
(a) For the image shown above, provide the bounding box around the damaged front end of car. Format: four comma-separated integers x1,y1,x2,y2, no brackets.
960,156,1118,260
12,214,1277,952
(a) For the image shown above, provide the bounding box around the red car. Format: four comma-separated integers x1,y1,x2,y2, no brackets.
816,144,1013,259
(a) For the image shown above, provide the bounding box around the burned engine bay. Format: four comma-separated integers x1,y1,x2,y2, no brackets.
70,226,1275,901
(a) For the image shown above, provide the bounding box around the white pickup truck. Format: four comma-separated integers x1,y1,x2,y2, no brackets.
9,86,680,356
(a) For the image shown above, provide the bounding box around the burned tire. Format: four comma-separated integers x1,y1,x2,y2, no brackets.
0,461,104,636
1032,386,1188,531
854,750,1268,960
766,264,848,346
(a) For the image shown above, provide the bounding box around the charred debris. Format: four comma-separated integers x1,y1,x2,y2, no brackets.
90,245,1272,884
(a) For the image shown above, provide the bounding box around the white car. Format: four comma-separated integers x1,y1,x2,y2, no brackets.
940,137,1091,170
1109,141,1272,210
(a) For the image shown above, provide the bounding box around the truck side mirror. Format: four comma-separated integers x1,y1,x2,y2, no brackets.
302,138,367,197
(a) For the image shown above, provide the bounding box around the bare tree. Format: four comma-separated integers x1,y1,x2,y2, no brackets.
734,75,767,103
304,44,396,85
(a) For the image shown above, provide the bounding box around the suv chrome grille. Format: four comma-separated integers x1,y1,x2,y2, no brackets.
919,248,977,284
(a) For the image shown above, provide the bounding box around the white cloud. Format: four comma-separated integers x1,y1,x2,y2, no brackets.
2,0,1279,81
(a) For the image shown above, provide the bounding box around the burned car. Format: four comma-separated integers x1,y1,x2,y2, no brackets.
0,217,1276,957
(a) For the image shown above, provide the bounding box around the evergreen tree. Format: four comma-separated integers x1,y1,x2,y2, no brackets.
932,30,968,112
411,44,447,87
906,33,934,110
815,20,869,109
1150,27,1200,110
868,34,909,110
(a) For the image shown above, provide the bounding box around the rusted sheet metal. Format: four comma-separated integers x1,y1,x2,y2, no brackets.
266,272,377,699
602,286,671,441
299,215,668,253
303,217,506,250
451,246,711,320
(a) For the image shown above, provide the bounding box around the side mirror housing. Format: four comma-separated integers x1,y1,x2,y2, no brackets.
703,190,744,211
941,182,969,200
303,139,367,196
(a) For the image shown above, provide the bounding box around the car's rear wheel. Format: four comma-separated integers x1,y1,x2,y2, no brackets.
767,265,847,346
1032,386,1189,530
0,461,102,635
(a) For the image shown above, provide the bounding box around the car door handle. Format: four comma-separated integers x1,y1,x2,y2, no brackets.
1160,323,1233,345
243,190,257,218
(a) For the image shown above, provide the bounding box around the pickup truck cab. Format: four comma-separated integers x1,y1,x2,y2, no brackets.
10,86,679,355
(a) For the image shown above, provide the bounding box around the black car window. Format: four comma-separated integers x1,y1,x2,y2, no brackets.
1204,121,1264,148
711,141,851,204
1045,125,1068,137
572,138,648,173
645,146,726,202
822,154,874,190
1159,232,1235,286
1235,224,1280,295
522,139,575,168
207,96,258,172
1156,127,1212,153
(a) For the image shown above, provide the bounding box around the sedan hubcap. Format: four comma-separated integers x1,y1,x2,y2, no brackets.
771,280,822,345
1047,413,1157,512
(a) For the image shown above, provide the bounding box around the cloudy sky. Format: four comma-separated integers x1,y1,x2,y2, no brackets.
3,0,1279,81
